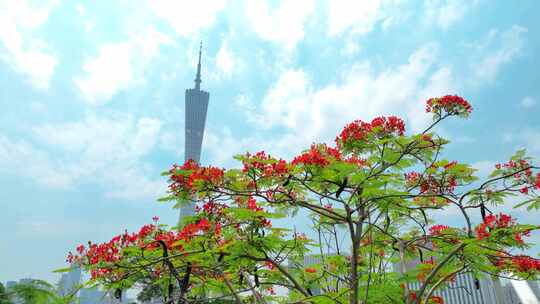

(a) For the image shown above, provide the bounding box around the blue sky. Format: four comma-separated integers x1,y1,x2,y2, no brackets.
1,0,540,284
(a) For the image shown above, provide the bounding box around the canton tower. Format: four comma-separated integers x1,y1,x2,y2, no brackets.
179,42,209,220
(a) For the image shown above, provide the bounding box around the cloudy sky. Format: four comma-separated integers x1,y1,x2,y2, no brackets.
1,0,539,284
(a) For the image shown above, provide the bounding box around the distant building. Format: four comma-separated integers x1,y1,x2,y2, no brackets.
394,257,497,304
502,280,540,304
286,253,345,297
179,42,210,221
58,266,81,299
405,271,497,303
79,287,135,304
303,255,323,296
79,287,107,304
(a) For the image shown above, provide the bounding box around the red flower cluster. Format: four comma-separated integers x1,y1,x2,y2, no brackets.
405,172,421,185
242,151,289,177
177,218,216,241
495,254,540,274
305,267,317,273
495,159,538,194
430,295,444,304
344,155,367,166
406,161,461,195
336,116,405,145
292,144,340,167
198,200,228,217
421,175,457,194
429,225,450,236
475,213,512,240
67,224,155,274
169,160,224,192
475,213,528,243
509,255,540,273
68,217,219,279
246,196,263,212
425,95,472,116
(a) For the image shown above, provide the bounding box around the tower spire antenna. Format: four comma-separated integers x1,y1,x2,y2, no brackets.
194,41,202,90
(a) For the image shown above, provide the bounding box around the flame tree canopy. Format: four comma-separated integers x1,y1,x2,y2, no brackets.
64,95,540,304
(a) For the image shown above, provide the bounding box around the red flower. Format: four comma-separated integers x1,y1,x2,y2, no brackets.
292,144,340,167
475,213,518,241
425,95,472,116
305,267,317,273
246,196,263,212
514,233,524,244
168,160,224,193
242,151,289,177
76,244,85,254
405,172,421,184
535,173,540,189
475,223,490,240
510,255,540,273
264,261,274,270
443,161,457,170
336,116,405,146
429,225,450,236
215,223,222,235
430,295,444,304
260,218,272,228
345,155,367,166
196,218,212,232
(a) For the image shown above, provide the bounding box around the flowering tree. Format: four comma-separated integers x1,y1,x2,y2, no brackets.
66,95,540,304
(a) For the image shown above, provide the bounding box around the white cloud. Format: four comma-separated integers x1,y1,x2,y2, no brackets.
244,0,315,51
159,132,183,156
501,127,540,158
215,39,242,79
471,160,495,180
0,0,58,89
256,44,450,136
210,44,460,166
0,134,72,188
424,0,479,30
75,42,133,104
33,114,162,162
470,25,527,85
521,129,540,155
341,35,362,57
75,4,85,15
74,27,173,105
148,0,226,36
0,114,167,201
326,0,383,36
520,96,537,109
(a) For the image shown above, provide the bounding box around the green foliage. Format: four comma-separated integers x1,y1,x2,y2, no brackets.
4,280,73,304
0,282,13,304
65,97,540,304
